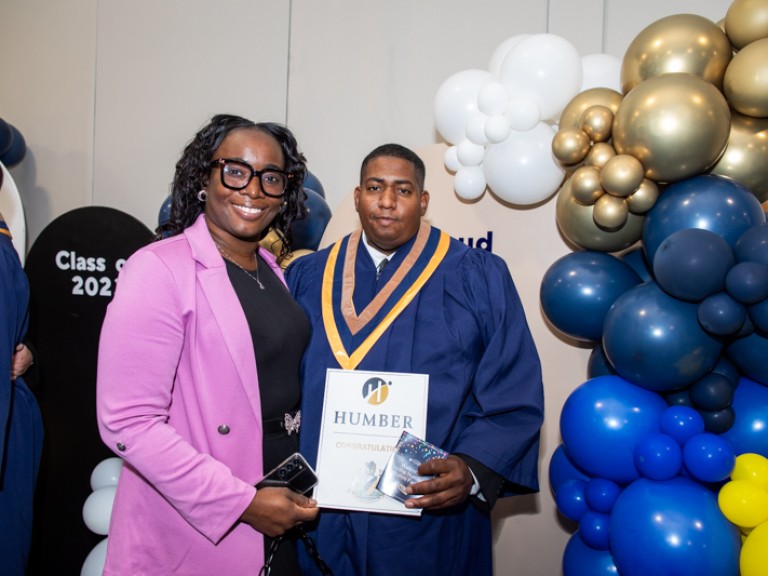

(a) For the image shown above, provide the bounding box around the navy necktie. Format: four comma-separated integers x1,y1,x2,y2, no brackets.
376,258,389,280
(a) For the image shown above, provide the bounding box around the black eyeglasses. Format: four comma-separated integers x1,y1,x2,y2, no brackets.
209,158,291,198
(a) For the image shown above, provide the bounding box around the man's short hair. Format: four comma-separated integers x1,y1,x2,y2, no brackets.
360,143,426,191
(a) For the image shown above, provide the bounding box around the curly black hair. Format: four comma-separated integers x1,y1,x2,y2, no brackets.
155,114,308,263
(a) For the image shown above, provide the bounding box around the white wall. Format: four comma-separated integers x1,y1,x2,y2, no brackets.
0,1,734,574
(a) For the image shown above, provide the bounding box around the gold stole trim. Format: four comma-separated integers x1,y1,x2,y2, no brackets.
322,226,450,370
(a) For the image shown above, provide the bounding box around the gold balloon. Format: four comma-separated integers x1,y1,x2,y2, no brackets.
259,228,285,256
612,73,731,183
600,154,644,197
621,13,733,93
556,176,644,252
584,142,616,168
581,106,614,143
279,249,314,270
593,194,629,230
559,88,623,131
627,179,661,214
552,127,591,165
710,111,768,203
725,0,768,50
571,165,604,205
723,38,768,118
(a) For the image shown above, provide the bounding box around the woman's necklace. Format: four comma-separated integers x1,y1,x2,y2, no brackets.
214,241,265,290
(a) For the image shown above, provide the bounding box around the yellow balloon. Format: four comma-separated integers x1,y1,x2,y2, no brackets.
552,127,592,165
601,154,644,197
723,37,768,118
584,142,616,169
710,111,768,203
741,521,768,576
732,453,768,487
718,480,768,527
556,176,644,252
559,88,623,131
571,166,604,205
613,73,731,183
581,106,614,143
627,179,661,214
725,0,768,50
621,13,733,93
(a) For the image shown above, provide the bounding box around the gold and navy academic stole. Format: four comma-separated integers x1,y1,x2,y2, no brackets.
0,222,11,238
322,225,449,370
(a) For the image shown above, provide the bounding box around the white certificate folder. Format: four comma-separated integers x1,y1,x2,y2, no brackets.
314,368,429,516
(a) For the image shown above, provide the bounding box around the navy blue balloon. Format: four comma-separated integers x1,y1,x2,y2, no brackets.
0,124,27,168
698,405,735,434
642,174,766,264
303,170,326,198
720,378,768,457
726,261,768,304
609,477,741,576
653,228,734,302
587,344,618,378
561,375,668,484
664,388,693,408
563,533,619,576
711,356,741,388
603,282,723,391
747,297,768,333
158,195,172,226
290,188,332,251
726,332,768,386
540,251,641,342
697,292,747,336
734,222,768,266
620,247,653,283
689,372,735,411
0,118,12,156
549,444,591,495
660,406,704,446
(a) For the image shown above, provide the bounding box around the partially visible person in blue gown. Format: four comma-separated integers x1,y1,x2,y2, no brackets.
286,143,545,575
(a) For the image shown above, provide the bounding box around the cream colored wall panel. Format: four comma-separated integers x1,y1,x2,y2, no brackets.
92,0,290,233
0,0,97,251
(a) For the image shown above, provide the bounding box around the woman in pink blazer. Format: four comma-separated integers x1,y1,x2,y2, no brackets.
97,115,318,575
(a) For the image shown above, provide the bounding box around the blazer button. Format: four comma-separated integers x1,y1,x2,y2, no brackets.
116,442,126,452
218,425,231,435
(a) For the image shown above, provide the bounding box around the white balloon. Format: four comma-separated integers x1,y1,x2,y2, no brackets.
90,457,123,491
485,114,512,143
83,485,117,536
454,166,487,200
581,53,622,92
477,82,509,116
443,146,460,173
483,122,566,205
465,111,490,145
456,138,486,167
498,33,583,121
81,538,108,576
505,91,541,132
488,35,531,77
433,69,498,144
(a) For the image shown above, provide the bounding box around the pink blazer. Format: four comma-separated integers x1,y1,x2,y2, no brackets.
97,214,283,575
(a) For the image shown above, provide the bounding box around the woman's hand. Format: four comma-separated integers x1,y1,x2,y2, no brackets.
240,487,319,538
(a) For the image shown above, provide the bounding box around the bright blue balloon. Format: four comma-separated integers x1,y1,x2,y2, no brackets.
587,344,617,378
682,432,735,483
642,174,765,264
290,188,332,251
561,375,668,484
620,247,653,283
540,251,642,341
579,511,611,550
549,444,591,495
653,228,734,302
720,378,768,457
585,478,622,513
603,282,723,391
697,292,747,336
634,433,683,480
660,406,705,446
304,170,326,198
734,222,768,266
610,477,741,576
726,332,768,385
563,533,619,576
556,478,589,521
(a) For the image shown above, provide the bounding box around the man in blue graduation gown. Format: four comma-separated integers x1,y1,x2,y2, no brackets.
286,144,544,575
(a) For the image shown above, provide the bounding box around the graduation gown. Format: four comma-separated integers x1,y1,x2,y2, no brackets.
1,222,44,575
286,225,544,576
